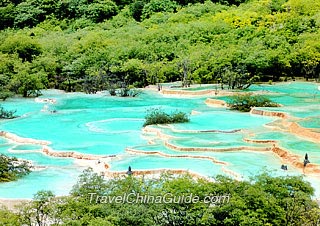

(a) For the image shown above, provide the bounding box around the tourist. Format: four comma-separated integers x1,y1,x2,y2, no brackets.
127,166,133,175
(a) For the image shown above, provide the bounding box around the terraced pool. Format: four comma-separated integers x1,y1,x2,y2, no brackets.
0,82,319,199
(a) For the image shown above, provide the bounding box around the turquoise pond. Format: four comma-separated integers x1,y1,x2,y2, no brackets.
0,82,319,199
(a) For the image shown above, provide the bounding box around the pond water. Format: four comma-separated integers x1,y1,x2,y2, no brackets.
0,82,319,199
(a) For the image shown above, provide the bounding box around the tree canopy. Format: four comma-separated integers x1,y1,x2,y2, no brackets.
0,0,319,96
1,168,319,225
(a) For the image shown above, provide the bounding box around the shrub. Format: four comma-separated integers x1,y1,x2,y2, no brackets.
0,105,17,119
0,154,32,182
0,90,13,100
227,94,279,112
143,108,189,126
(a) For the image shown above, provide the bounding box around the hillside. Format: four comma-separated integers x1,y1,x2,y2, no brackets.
0,0,319,96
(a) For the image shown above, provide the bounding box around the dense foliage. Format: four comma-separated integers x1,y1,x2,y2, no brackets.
143,108,189,126
227,94,279,112
0,0,319,96
0,90,13,100
0,0,246,30
0,154,31,182
1,168,319,225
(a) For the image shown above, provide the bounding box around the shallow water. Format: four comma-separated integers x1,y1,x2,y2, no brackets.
0,82,319,199
109,154,222,177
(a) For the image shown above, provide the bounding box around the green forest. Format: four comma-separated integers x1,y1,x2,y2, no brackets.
0,0,319,97
1,1,320,224
1,168,320,225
